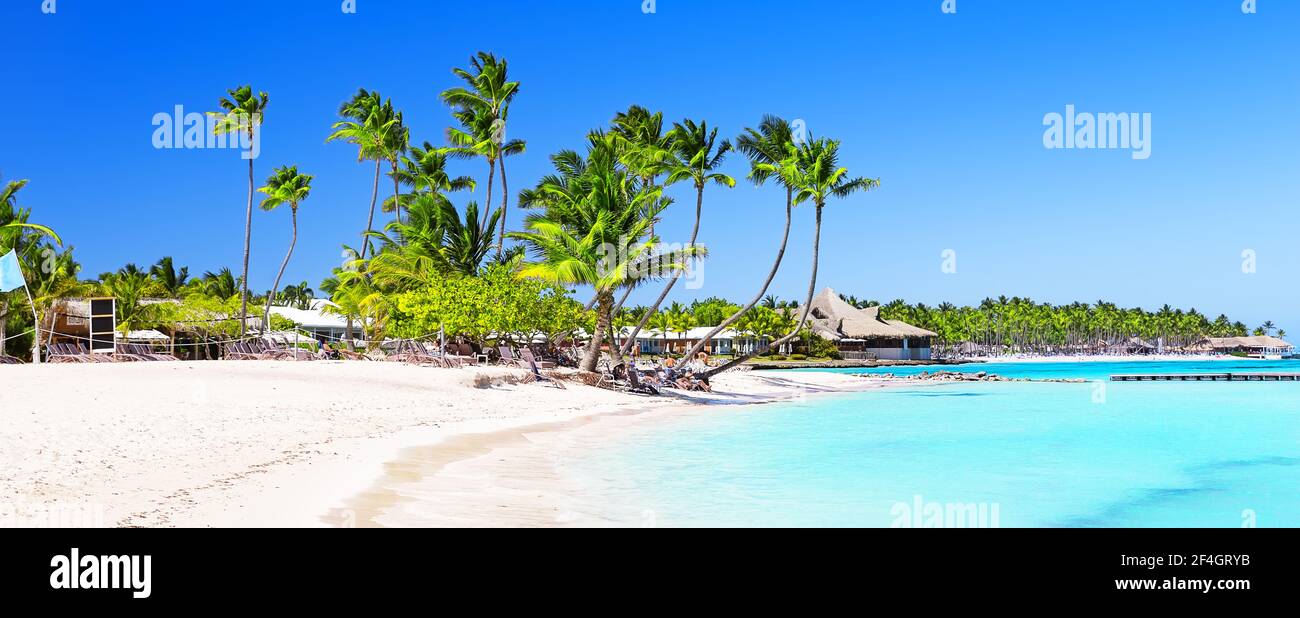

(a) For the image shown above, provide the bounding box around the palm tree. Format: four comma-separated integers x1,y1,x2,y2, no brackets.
619,119,734,356
210,85,269,336
509,137,696,372
257,165,314,331
706,136,879,378
2,177,65,357
441,52,524,255
681,115,797,363
387,142,476,214
197,268,240,300
439,201,500,276
328,89,403,260
149,257,189,297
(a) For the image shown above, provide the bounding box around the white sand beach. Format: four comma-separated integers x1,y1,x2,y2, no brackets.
0,361,882,528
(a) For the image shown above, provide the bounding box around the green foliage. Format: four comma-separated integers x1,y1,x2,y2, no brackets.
868,296,1262,352
388,265,587,344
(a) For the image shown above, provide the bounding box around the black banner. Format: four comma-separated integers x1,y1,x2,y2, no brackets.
0,528,1285,606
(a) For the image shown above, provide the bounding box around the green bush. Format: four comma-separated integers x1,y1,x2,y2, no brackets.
788,353,808,361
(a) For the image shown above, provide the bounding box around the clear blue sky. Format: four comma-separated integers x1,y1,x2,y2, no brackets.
3,0,1297,330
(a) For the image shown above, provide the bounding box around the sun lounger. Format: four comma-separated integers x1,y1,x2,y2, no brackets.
129,343,179,361
497,346,528,368
519,347,556,370
522,359,567,390
0,355,23,365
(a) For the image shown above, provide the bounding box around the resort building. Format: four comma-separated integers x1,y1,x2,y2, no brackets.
801,288,937,360
268,299,354,345
614,326,753,357
1203,336,1294,359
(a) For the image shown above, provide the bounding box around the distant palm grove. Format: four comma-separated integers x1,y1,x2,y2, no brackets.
0,51,1285,367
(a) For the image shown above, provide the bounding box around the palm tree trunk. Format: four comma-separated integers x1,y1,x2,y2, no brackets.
497,155,509,257
704,203,823,379
360,159,382,260
619,184,705,355
263,207,298,335
0,297,8,357
482,158,496,230
680,188,792,363
391,161,403,225
239,150,254,337
345,317,355,352
580,291,612,373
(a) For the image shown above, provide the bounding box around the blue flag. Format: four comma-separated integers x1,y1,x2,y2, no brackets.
0,250,27,293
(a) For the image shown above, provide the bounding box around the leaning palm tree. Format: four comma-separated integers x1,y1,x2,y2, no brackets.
704,136,879,378
680,116,797,363
619,119,734,356
328,89,402,260
509,136,695,372
257,165,314,331
441,52,524,254
210,85,269,336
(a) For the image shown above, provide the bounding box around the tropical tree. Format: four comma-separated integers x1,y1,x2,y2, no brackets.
197,268,240,300
441,52,525,255
209,85,269,336
1,178,65,356
387,142,476,214
328,89,404,259
619,119,734,356
149,257,189,297
681,115,798,363
257,165,314,330
706,136,879,377
509,136,696,372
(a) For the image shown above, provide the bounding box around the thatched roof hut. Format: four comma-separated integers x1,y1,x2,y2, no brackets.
802,288,937,341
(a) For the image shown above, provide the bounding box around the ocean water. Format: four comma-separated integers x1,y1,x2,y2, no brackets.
567,361,1300,527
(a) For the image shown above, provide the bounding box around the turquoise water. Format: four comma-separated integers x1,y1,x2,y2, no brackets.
569,361,1300,527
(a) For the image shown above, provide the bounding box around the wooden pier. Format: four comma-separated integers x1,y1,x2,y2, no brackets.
1111,373,1300,382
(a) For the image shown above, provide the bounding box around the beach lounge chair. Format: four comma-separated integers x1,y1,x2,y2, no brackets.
130,343,180,361
519,347,555,369
497,346,527,368
0,355,23,365
454,343,482,365
262,339,314,361
522,359,567,390
113,343,152,362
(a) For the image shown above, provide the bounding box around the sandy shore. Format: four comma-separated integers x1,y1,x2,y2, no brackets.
0,361,882,528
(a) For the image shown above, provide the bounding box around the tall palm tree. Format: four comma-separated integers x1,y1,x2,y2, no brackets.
610,105,673,231
210,85,269,336
620,119,734,356
1,178,62,356
328,89,403,260
681,115,796,362
705,136,879,378
441,52,524,255
257,165,314,331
